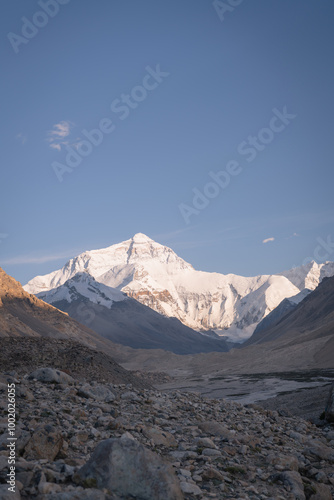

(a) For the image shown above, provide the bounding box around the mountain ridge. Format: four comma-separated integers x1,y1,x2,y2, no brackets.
24,233,334,341
243,275,334,348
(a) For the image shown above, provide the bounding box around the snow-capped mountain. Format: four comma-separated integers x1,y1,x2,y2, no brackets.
280,260,334,290
24,233,334,341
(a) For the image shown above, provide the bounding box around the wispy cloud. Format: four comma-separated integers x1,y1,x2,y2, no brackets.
47,120,73,151
49,121,71,139
0,249,78,266
262,237,275,244
16,133,27,145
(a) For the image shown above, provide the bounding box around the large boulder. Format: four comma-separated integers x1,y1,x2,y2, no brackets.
24,424,63,461
76,436,183,499
27,367,74,385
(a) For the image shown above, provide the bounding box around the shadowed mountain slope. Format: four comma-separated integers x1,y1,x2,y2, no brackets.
37,273,229,354
243,276,334,347
0,267,149,388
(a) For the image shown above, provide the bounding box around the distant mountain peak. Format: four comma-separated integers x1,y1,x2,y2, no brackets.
131,233,153,243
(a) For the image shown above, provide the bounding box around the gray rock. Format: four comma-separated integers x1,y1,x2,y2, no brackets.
267,453,299,471
0,455,9,471
325,383,334,422
279,471,305,500
197,437,217,449
202,467,224,482
142,426,177,447
180,468,192,477
315,470,327,483
0,428,30,454
325,431,334,441
170,450,197,460
0,484,21,499
78,383,115,402
28,367,74,385
121,391,141,401
289,431,307,443
180,481,202,496
305,439,334,462
76,437,183,499
198,421,233,439
38,482,62,495
16,385,34,400
201,448,221,457
308,483,333,500
15,471,34,489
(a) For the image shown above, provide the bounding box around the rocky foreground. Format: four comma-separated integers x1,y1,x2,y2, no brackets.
1,368,334,499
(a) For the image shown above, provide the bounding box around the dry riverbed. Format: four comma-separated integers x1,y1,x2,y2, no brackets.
156,369,334,423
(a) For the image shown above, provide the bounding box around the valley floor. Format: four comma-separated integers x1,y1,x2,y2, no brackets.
156,370,334,424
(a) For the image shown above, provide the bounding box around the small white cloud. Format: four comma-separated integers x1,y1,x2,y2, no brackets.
47,121,73,151
262,237,275,244
49,121,71,138
16,133,27,145
49,143,62,151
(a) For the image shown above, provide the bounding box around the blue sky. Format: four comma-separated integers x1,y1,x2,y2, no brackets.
1,0,334,285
